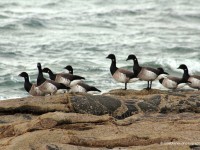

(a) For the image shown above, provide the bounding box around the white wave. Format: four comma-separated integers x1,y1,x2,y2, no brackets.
155,58,200,73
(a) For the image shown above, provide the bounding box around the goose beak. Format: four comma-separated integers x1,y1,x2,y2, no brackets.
126,57,130,61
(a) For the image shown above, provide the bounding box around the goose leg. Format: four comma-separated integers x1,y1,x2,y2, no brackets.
124,83,127,90
149,81,152,89
145,81,150,90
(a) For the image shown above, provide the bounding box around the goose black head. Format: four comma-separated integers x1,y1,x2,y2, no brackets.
18,72,29,78
157,67,169,75
106,54,116,61
126,54,137,61
42,67,51,73
177,64,188,70
37,62,42,69
64,65,73,74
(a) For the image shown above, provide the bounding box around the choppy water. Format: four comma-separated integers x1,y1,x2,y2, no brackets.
0,0,200,100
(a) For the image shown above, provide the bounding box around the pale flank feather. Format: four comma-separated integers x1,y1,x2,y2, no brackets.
162,78,178,89
112,70,127,83
38,81,57,94
177,83,187,89
70,85,86,93
29,84,44,96
55,76,70,86
138,68,157,81
188,77,200,88
70,80,83,87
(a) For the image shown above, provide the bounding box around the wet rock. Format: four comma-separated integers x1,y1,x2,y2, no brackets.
0,120,6,124
147,95,161,106
179,100,185,105
45,144,60,150
0,90,200,149
137,101,158,112
189,145,200,150
160,106,170,114
115,102,138,120
196,102,200,107
71,95,122,116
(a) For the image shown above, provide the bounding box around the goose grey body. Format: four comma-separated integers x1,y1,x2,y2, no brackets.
159,76,186,89
29,83,44,96
188,75,200,89
137,67,159,81
106,54,139,90
37,80,64,95
70,82,101,93
42,67,85,87
56,73,83,87
159,64,190,90
112,68,139,83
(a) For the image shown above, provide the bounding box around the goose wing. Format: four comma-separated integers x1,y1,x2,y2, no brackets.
191,75,200,80
167,76,181,83
118,68,135,78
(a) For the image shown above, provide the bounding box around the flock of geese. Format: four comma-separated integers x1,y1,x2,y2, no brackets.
19,63,101,96
107,54,200,90
19,54,200,96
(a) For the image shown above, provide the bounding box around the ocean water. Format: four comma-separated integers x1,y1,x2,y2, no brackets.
0,0,200,100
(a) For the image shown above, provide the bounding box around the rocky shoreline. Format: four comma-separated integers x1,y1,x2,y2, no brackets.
0,89,199,150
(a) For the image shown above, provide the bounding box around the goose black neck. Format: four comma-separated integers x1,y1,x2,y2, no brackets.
70,70,73,74
182,69,190,81
48,69,56,80
23,76,32,92
37,66,46,86
133,59,141,76
72,75,85,80
110,59,118,75
159,78,164,84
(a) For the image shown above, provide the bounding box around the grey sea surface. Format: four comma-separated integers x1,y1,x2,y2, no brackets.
0,0,200,100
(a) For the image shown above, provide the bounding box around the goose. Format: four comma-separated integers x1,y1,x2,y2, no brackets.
64,65,73,74
70,82,101,93
18,72,45,96
42,67,85,87
37,63,70,95
106,54,139,90
177,64,200,90
159,64,190,90
126,54,166,90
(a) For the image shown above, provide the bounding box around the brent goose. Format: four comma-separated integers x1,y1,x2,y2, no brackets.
106,54,139,90
70,82,101,93
156,68,169,80
42,67,85,87
178,64,200,90
158,64,190,90
37,63,70,95
64,65,73,74
18,72,45,96
126,54,167,90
